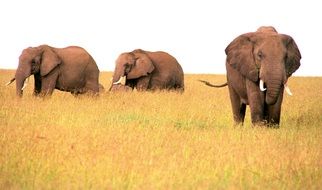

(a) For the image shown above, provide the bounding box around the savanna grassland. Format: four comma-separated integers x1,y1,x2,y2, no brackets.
0,69,321,189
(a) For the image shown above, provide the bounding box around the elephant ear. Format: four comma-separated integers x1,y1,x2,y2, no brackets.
225,33,259,82
281,34,301,77
127,53,155,79
40,48,61,76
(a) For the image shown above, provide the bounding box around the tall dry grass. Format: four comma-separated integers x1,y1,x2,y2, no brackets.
0,69,321,189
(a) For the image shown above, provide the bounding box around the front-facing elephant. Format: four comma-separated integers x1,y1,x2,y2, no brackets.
200,26,301,126
7,45,100,97
110,49,184,92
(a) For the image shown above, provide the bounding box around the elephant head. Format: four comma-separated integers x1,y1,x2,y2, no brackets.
110,49,155,89
225,26,301,105
9,45,61,97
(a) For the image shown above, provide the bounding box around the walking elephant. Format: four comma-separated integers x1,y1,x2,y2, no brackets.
7,45,100,97
200,26,301,126
109,49,184,92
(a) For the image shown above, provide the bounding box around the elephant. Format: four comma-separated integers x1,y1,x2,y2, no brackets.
109,49,184,92
200,26,301,126
7,45,100,97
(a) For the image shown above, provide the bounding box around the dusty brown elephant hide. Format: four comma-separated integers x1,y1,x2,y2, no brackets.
200,26,301,126
7,45,100,97
110,49,184,92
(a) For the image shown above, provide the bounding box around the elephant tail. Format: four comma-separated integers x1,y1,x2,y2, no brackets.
198,80,228,88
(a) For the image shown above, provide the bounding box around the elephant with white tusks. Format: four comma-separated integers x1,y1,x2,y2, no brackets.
109,49,184,92
7,45,100,97
200,26,301,126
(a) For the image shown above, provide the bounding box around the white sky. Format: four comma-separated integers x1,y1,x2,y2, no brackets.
0,0,321,76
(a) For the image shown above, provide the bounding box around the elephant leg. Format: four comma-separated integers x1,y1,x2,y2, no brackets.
174,84,184,93
266,90,284,126
84,79,99,95
136,76,151,91
228,86,246,125
84,70,99,94
125,79,136,89
40,69,59,96
246,80,265,125
33,73,42,96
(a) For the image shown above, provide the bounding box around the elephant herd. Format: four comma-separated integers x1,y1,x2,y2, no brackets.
7,46,183,96
7,26,301,126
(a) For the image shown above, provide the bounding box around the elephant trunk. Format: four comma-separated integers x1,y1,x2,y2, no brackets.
260,59,286,105
265,80,282,105
262,69,285,105
109,70,127,91
15,76,26,97
15,67,31,97
112,69,125,83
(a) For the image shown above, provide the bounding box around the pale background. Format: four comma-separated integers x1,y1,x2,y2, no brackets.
0,0,321,76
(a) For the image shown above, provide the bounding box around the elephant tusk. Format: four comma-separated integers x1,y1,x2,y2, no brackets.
113,76,122,85
259,80,266,91
5,78,15,86
21,77,30,90
113,76,126,85
120,76,126,85
284,83,293,96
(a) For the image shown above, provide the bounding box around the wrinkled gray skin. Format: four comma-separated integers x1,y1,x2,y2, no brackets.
200,26,301,126
9,45,100,97
110,49,184,92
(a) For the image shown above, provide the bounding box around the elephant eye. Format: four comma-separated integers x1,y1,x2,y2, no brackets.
257,51,263,60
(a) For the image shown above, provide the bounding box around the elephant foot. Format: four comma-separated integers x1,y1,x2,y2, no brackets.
252,120,267,127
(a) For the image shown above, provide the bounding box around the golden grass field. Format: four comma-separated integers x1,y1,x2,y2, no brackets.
0,69,321,189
